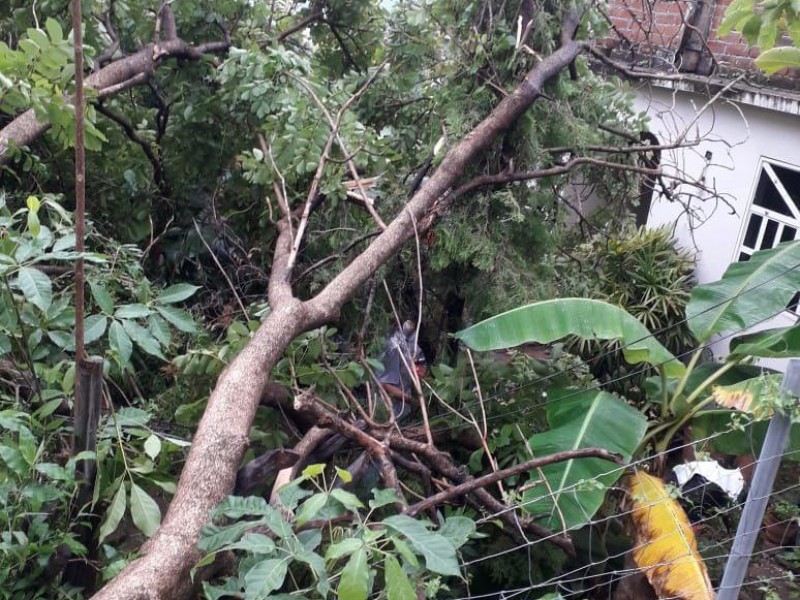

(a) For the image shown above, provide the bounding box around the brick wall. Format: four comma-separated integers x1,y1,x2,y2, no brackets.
605,0,759,72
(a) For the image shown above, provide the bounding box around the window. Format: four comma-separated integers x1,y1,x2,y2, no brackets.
737,159,800,313
738,160,800,262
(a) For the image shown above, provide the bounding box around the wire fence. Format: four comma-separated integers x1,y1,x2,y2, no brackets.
421,263,800,599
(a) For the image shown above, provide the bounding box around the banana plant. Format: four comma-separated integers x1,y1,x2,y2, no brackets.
454,241,800,599
454,240,800,529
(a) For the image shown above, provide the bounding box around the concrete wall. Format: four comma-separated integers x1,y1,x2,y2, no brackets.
638,84,800,363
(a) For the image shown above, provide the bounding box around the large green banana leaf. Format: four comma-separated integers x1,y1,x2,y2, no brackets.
522,388,647,531
730,324,800,358
454,298,684,377
686,241,800,343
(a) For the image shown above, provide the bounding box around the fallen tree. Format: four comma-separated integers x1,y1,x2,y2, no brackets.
0,1,724,597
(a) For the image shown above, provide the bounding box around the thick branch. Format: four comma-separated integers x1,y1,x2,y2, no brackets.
405,448,622,517
304,28,583,325
0,38,230,165
385,434,576,555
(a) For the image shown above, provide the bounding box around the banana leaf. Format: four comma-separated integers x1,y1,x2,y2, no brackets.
624,471,714,600
730,324,800,358
686,240,800,343
522,388,647,531
454,298,684,377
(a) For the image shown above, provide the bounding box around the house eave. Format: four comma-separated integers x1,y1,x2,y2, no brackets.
642,72,800,116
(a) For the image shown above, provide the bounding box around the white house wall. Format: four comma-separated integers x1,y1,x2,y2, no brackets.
637,84,800,365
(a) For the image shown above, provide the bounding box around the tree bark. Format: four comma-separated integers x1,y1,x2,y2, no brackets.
91,24,584,600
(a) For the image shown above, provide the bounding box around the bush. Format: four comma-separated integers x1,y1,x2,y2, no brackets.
570,226,696,396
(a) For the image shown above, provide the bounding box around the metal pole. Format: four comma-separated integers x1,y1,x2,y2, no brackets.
717,359,800,600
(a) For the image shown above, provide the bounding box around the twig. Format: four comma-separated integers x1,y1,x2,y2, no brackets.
291,68,389,232
192,219,248,318
277,7,323,41
293,391,405,502
95,103,170,195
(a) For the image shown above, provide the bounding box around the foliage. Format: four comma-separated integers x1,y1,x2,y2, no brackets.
0,0,715,597
0,195,199,587
198,467,476,600
0,406,86,599
568,227,696,395
721,0,800,73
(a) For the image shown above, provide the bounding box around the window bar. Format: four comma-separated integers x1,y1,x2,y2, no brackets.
763,163,800,220
753,215,769,251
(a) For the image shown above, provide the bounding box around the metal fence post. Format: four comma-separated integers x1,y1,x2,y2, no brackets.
717,359,800,600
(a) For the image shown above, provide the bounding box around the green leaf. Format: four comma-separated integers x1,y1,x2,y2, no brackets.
0,446,29,475
755,46,800,74
35,462,69,480
730,325,800,358
302,463,325,478
687,241,800,342
330,488,364,510
122,318,166,359
438,516,477,549
26,195,40,213
454,298,683,377
692,409,800,459
385,555,415,600
90,280,114,314
522,388,647,530
148,314,171,346
244,558,289,600
18,426,38,465
382,515,460,576
27,210,40,236
45,18,62,43
390,537,419,568
296,492,328,526
226,533,276,555
213,496,293,538
338,547,370,600
84,314,108,344
199,521,256,552
47,329,74,350
155,306,197,333
325,537,363,561
99,483,127,543
144,434,161,460
16,266,52,312
157,283,201,304
335,466,353,484
115,304,151,319
130,481,161,537
370,488,402,509
109,320,133,367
